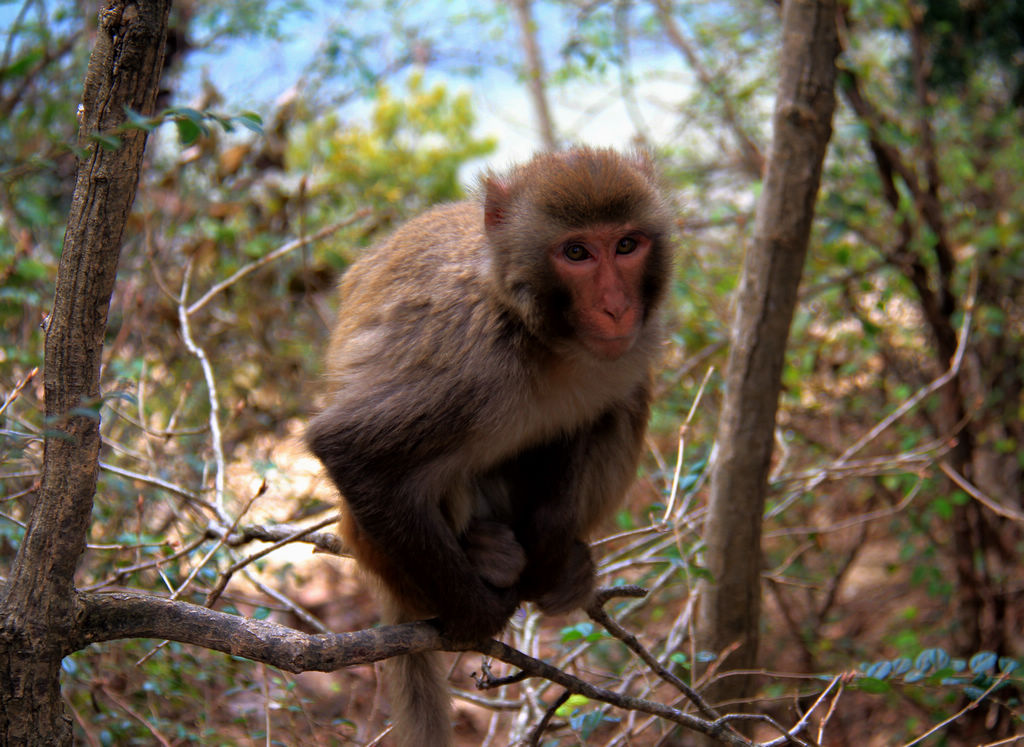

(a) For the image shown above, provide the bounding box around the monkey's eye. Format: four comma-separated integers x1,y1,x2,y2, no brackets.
616,237,638,254
563,243,590,261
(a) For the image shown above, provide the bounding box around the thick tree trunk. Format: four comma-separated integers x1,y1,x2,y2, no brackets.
0,2,170,743
694,0,838,718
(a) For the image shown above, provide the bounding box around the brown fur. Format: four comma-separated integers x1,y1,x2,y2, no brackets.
307,147,672,746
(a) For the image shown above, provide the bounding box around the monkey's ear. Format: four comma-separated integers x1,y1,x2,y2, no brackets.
483,176,512,230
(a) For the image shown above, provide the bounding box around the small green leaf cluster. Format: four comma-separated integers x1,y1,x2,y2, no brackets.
559,622,608,644
86,106,264,152
856,648,1022,702
553,694,618,740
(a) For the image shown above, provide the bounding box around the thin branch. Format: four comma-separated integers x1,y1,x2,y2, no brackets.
0,366,37,419
527,689,569,746
767,270,974,520
586,589,724,724
475,637,756,746
511,0,558,150
760,674,843,747
654,0,764,177
208,516,346,555
185,213,368,317
663,365,714,522
74,587,774,745
95,684,172,747
939,461,1024,523
98,460,210,507
203,513,339,608
177,258,229,524
900,673,1011,747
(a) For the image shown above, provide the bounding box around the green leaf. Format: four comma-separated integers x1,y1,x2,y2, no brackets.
175,118,203,145
998,657,1020,674
172,106,206,124
857,677,892,694
864,661,893,680
915,648,950,674
969,651,998,674
0,48,43,79
69,406,101,420
555,693,589,718
90,133,122,150
123,107,156,132
890,657,913,676
236,111,264,133
560,622,595,643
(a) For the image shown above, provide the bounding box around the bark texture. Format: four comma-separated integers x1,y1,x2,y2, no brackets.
694,0,838,715
0,3,170,743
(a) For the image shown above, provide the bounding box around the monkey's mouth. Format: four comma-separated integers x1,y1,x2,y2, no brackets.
585,332,638,359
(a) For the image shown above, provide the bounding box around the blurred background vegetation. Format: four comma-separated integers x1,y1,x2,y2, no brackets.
1,0,1022,744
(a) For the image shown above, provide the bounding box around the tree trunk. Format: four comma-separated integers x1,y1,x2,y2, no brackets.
694,0,838,718
0,2,170,743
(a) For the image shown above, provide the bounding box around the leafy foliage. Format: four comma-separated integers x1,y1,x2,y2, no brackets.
3,0,1024,744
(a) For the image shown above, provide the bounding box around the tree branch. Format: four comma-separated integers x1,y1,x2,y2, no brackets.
73,587,763,745
74,590,441,672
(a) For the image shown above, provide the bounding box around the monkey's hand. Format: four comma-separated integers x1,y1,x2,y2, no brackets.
463,520,527,589
530,539,596,615
436,580,518,643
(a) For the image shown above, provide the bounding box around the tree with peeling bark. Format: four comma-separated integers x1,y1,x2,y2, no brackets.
694,0,838,724
0,4,172,742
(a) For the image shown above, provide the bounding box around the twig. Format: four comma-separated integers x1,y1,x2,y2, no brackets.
768,266,975,519
586,588,724,723
98,460,210,507
0,366,37,418
177,257,229,524
713,713,813,747
760,674,842,747
207,516,346,555
242,567,330,634
528,690,569,746
663,365,715,522
204,511,337,608
185,213,368,317
901,673,1011,747
939,461,1024,523
815,678,844,744
80,534,208,591
471,637,755,746
97,684,173,747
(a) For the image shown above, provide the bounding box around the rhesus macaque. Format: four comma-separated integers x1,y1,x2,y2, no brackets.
307,147,672,746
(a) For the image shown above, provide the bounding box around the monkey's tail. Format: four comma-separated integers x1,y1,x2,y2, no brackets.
386,649,453,747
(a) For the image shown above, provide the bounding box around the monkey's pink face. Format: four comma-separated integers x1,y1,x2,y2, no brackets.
550,225,652,360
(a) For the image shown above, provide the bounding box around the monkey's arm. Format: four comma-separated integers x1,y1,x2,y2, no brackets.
307,399,518,642
517,383,651,613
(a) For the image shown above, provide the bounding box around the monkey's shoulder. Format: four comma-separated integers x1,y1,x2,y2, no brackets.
355,200,485,271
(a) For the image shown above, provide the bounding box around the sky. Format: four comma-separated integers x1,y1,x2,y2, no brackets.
0,0,694,181
170,1,692,175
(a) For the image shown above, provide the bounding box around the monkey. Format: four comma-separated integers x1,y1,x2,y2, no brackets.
306,147,672,747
